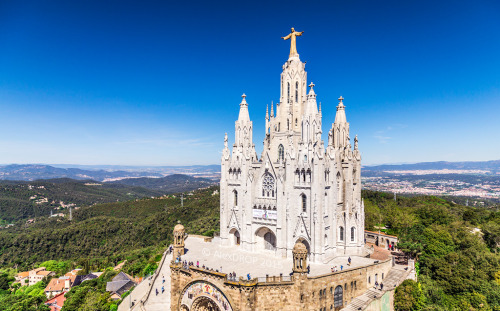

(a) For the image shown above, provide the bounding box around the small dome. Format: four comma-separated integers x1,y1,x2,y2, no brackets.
174,222,185,232
293,241,307,253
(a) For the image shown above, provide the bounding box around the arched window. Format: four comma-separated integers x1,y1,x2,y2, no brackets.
295,81,298,103
278,122,280,132
339,226,344,241
278,144,284,161
351,226,355,241
304,155,307,162
295,118,298,126
262,173,275,198
287,119,290,130
334,285,343,308
302,194,307,213
234,190,238,206
264,232,276,250
287,82,290,102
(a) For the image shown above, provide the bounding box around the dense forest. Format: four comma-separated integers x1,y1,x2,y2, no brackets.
363,190,500,310
0,175,215,222
0,187,499,310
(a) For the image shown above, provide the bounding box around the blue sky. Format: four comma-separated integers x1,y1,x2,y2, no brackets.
0,0,499,166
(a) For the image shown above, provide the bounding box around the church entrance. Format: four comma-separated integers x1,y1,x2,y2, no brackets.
229,228,240,246
255,227,277,251
264,232,276,250
191,296,221,311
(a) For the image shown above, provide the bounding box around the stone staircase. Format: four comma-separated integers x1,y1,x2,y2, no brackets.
342,265,410,311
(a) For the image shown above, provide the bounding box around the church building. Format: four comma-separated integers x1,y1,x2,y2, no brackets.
219,28,364,262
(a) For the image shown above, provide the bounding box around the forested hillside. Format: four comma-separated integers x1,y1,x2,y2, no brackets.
0,175,215,223
0,179,161,223
0,186,219,272
0,188,499,310
363,191,500,310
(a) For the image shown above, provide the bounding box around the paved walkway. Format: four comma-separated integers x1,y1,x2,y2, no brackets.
181,236,374,278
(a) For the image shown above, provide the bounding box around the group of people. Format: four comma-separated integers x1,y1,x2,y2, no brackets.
331,257,352,273
374,281,384,291
228,272,238,281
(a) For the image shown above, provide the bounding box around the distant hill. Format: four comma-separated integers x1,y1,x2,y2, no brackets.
364,160,500,173
0,164,220,181
106,174,215,192
0,175,216,222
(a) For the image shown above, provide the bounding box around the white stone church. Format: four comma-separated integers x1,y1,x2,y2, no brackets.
219,35,364,263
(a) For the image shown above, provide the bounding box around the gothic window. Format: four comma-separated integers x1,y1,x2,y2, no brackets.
295,81,298,103
295,118,298,126
304,155,307,162
351,226,355,242
287,119,290,130
234,190,238,207
262,173,275,197
302,194,307,213
334,286,343,308
287,82,290,102
278,144,284,161
278,122,280,132
339,226,344,241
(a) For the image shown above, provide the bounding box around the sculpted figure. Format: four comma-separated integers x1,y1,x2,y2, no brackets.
282,28,304,58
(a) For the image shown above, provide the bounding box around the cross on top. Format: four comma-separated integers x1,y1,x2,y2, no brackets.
338,96,344,103
309,82,315,88
242,93,246,99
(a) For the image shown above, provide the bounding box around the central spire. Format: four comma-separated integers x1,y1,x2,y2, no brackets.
281,27,304,59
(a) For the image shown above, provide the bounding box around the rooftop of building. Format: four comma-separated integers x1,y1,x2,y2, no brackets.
178,236,385,279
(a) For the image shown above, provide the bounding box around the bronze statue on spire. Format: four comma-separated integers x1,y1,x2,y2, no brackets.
282,27,304,58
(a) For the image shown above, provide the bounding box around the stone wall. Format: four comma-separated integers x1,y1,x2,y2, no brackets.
170,258,393,311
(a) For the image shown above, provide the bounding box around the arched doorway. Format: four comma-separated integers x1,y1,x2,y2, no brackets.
255,227,277,251
179,281,232,311
191,296,221,311
264,232,276,250
229,228,240,246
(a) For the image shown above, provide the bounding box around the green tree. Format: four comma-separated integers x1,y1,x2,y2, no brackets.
395,279,425,311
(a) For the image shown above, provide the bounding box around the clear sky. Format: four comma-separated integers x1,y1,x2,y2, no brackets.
0,0,499,166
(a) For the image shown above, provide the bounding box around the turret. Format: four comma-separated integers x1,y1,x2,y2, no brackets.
331,96,350,149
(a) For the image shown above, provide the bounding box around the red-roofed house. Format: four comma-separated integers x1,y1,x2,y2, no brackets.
45,291,67,311
44,276,75,298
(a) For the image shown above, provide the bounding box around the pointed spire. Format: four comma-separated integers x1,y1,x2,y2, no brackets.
334,96,347,124
270,101,274,118
354,135,358,150
319,102,322,114
238,93,250,122
266,104,269,120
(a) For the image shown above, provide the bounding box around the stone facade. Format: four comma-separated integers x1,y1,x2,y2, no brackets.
220,43,364,263
170,256,393,311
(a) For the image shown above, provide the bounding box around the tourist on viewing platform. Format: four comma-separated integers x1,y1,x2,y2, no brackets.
380,283,384,290
197,261,199,267
161,286,164,293
348,257,352,266
340,265,343,271
155,288,158,296
374,281,379,289
247,273,251,280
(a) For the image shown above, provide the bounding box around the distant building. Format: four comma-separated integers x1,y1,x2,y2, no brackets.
106,272,137,300
45,276,74,298
15,267,55,286
365,230,398,250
